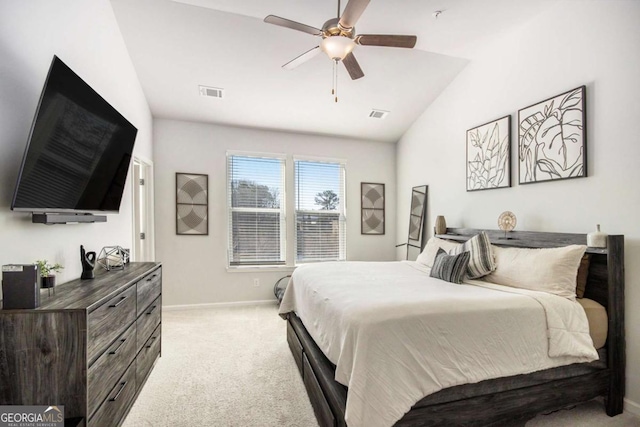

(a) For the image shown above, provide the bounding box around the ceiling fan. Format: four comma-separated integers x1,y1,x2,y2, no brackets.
264,0,417,82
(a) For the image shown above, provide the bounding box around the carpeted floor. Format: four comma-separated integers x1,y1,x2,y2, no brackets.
122,305,639,427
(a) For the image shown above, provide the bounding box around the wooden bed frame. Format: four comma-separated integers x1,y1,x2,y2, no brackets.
284,228,625,426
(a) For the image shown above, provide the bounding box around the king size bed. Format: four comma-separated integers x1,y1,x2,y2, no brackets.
279,228,625,427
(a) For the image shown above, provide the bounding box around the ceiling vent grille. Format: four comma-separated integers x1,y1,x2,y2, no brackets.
369,109,389,119
199,85,224,99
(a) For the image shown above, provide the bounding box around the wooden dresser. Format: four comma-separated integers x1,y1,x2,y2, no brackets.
0,262,162,427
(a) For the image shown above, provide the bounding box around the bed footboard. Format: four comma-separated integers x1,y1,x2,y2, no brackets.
288,312,610,427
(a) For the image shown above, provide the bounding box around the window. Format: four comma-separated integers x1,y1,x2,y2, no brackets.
295,159,346,263
227,154,285,266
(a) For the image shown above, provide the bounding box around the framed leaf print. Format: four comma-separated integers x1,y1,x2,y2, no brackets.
518,86,586,184
466,115,511,191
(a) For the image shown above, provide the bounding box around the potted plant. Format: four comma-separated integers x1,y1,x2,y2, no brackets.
35,260,64,289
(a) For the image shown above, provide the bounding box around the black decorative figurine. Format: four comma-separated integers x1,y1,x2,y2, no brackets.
80,245,96,280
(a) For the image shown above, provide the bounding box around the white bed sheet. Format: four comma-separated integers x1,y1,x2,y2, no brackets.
279,261,598,427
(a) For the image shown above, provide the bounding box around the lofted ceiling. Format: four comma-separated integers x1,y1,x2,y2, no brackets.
110,0,555,143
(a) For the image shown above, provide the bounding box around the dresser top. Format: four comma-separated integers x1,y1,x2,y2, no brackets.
8,262,161,312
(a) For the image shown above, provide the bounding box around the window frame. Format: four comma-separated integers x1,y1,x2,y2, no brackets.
226,151,287,269
293,156,347,265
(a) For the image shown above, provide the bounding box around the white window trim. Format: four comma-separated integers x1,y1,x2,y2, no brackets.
226,151,287,268
293,156,347,265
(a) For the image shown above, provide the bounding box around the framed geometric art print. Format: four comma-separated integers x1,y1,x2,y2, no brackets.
518,86,586,184
466,115,511,191
176,173,208,235
361,182,385,235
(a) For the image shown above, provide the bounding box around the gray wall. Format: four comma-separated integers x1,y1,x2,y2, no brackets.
154,119,396,307
395,0,640,414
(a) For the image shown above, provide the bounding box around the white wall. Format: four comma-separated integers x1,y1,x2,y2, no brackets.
396,0,640,412
154,119,396,306
0,0,153,285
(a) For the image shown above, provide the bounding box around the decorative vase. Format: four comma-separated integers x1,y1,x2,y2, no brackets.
587,224,607,248
41,275,56,288
434,216,447,235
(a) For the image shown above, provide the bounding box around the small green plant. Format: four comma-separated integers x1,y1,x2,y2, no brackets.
35,260,64,277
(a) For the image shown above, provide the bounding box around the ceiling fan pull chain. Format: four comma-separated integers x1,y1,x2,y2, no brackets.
334,59,339,102
331,60,335,95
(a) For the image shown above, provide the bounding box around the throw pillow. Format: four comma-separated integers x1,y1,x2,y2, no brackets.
430,248,470,284
450,231,496,279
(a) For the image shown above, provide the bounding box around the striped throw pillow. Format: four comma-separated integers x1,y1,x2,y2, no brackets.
450,232,496,279
430,248,470,284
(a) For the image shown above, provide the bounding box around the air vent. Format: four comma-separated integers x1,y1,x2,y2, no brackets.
199,85,224,99
369,109,389,119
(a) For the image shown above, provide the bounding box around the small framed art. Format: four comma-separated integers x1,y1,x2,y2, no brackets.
361,182,385,235
176,173,208,235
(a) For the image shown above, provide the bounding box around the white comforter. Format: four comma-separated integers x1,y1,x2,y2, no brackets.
279,261,598,427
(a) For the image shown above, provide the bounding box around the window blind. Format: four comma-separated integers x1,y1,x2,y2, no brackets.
227,155,286,266
294,159,346,263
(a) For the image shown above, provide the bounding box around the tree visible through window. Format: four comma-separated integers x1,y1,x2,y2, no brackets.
295,160,346,263
314,190,339,210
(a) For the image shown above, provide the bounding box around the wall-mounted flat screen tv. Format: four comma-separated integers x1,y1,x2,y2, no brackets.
11,55,138,214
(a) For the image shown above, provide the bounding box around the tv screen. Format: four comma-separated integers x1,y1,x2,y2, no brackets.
11,56,138,213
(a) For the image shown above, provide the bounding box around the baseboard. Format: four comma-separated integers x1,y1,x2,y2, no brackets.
163,299,277,311
625,398,640,417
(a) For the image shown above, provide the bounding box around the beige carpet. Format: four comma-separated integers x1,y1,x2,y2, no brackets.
123,305,639,427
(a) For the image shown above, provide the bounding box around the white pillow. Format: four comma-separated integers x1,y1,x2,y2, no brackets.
484,244,587,300
416,237,461,268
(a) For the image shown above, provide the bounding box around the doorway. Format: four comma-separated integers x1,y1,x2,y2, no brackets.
132,157,155,262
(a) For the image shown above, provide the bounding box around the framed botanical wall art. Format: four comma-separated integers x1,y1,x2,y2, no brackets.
361,182,385,235
466,115,511,191
518,86,586,184
176,173,208,235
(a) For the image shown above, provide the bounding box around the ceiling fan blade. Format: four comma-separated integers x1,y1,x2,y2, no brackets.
338,0,370,30
282,46,321,70
264,15,322,36
342,52,364,80
355,34,417,48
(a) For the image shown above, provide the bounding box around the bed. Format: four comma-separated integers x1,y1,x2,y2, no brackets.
279,228,625,427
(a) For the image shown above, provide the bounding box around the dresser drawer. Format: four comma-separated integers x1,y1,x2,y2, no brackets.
136,295,161,353
137,268,161,317
87,324,136,418
89,361,136,427
137,324,161,387
87,286,136,363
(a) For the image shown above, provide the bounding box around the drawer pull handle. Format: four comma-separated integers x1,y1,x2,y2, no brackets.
110,381,128,402
146,274,157,282
109,338,127,355
145,336,158,349
146,305,157,315
109,295,128,308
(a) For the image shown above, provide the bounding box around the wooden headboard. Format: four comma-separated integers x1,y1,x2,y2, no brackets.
435,227,625,414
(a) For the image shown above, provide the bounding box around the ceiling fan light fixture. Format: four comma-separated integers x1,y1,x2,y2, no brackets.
320,36,355,60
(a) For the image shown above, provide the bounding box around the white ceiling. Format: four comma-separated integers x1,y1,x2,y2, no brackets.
110,0,555,143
